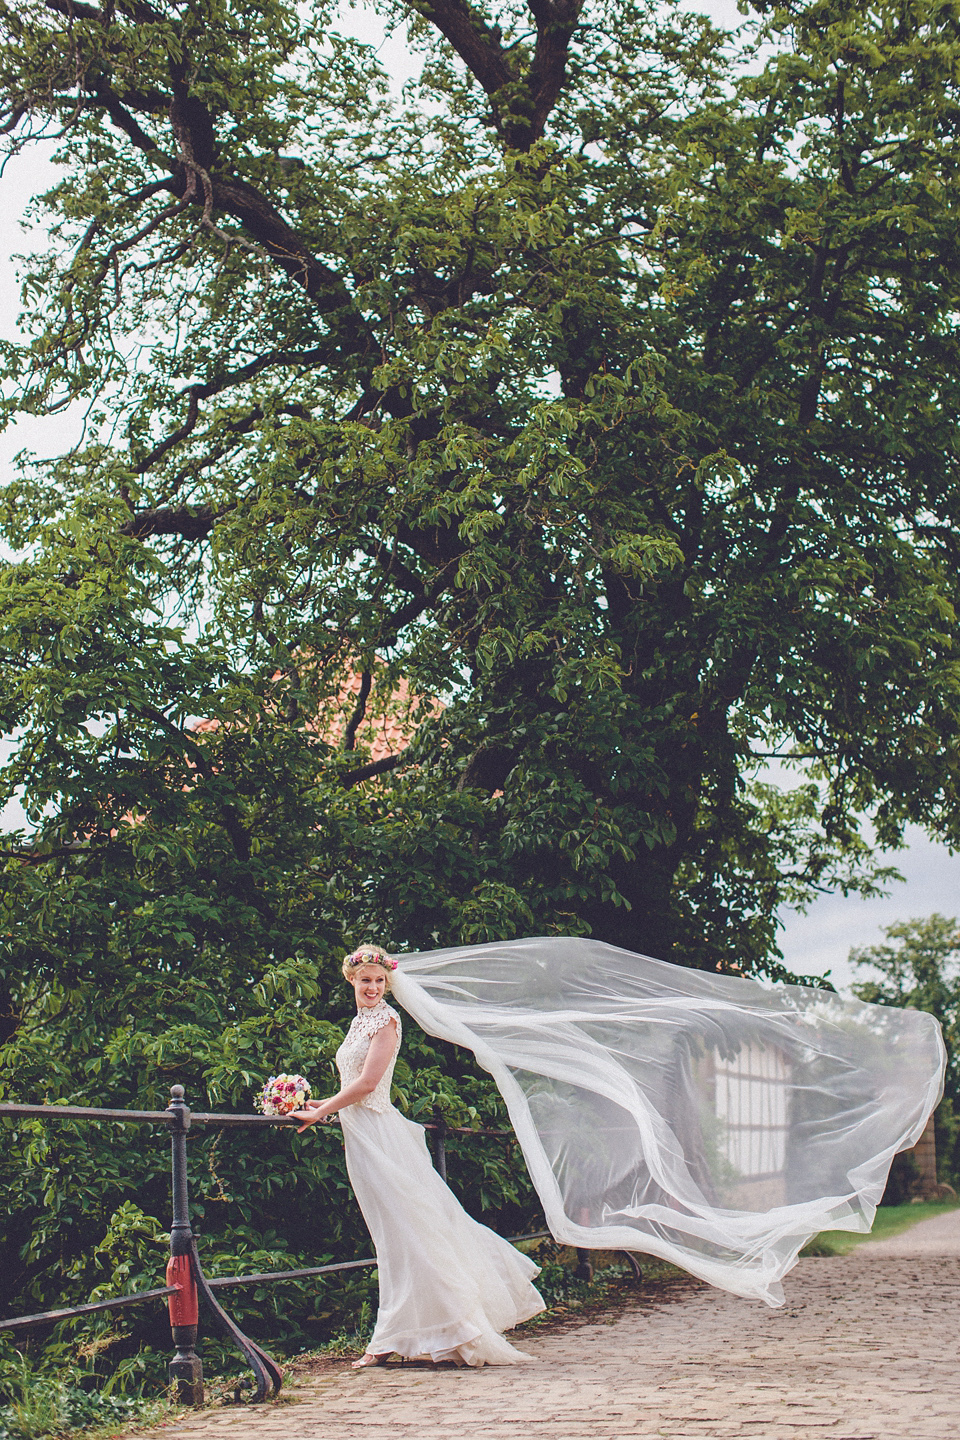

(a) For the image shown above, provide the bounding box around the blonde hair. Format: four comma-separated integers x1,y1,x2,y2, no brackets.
341,943,396,985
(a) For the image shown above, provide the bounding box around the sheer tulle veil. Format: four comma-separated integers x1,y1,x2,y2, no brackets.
389,937,945,1307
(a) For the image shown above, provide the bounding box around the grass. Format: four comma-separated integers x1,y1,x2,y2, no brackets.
0,1381,173,1440
800,1199,960,1256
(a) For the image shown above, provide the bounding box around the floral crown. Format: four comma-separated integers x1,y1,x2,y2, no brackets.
344,945,397,972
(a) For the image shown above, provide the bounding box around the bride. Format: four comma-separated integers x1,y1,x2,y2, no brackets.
291,944,545,1368
297,933,945,1319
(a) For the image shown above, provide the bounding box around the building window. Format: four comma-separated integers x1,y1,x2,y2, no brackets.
713,1043,790,1182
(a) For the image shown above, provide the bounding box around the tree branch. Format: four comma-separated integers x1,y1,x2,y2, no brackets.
357,538,429,599
41,63,378,350
138,705,251,862
524,0,584,141
414,0,514,98
118,504,218,540
343,670,372,751
416,0,583,148
42,0,103,20
92,82,169,162
340,753,404,787
131,348,330,475
206,176,374,341
0,845,106,862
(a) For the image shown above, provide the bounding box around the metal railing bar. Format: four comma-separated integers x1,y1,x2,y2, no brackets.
205,1258,377,1289
203,1236,553,1291
189,1113,297,1127
0,1083,562,1408
0,1287,179,1332
423,1122,515,1137
189,1115,515,1135
2,1231,559,1333
189,1241,281,1402
0,1102,174,1123
0,1104,298,1128
0,1101,518,1138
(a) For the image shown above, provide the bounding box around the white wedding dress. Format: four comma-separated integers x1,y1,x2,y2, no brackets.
335,1001,545,1365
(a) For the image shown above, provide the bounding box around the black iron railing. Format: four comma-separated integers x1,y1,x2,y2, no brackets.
0,1089,622,1404
0,1087,293,1402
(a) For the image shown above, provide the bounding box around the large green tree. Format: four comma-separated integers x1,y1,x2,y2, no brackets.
852,914,960,1188
2,0,960,1363
2,0,957,981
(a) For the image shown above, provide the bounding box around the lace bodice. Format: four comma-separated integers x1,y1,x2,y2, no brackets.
336,1002,402,1112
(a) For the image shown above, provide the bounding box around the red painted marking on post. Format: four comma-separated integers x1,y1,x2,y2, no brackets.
166,1254,198,1326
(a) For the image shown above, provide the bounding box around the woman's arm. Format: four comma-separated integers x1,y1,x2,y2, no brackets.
293,1019,398,1132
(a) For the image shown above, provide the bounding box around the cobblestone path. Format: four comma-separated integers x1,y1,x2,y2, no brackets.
150,1221,960,1440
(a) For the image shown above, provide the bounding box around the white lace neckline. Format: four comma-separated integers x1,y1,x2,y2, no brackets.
350,1001,397,1037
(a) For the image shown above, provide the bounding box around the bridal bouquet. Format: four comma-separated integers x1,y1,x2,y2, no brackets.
256,1073,311,1117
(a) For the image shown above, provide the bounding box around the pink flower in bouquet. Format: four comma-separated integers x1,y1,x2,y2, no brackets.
255,1072,311,1117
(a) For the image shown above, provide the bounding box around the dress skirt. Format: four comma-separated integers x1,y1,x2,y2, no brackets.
339,1102,545,1365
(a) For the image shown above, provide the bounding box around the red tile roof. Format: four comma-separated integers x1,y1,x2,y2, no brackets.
189,667,441,766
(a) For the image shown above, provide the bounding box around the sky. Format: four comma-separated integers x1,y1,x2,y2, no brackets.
1,1,958,989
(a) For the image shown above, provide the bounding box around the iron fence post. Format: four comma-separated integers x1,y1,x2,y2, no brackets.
431,1106,448,1183
165,1085,203,1405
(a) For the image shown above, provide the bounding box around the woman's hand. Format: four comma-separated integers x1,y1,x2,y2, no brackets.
292,1103,332,1133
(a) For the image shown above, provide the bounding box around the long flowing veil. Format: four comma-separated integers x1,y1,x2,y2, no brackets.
389,937,945,1307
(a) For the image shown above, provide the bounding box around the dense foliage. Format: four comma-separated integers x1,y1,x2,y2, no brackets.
0,958,536,1386
1,0,960,1397
852,914,960,1192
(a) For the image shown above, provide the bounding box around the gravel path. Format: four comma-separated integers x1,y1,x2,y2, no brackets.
855,1204,960,1257
144,1230,960,1440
